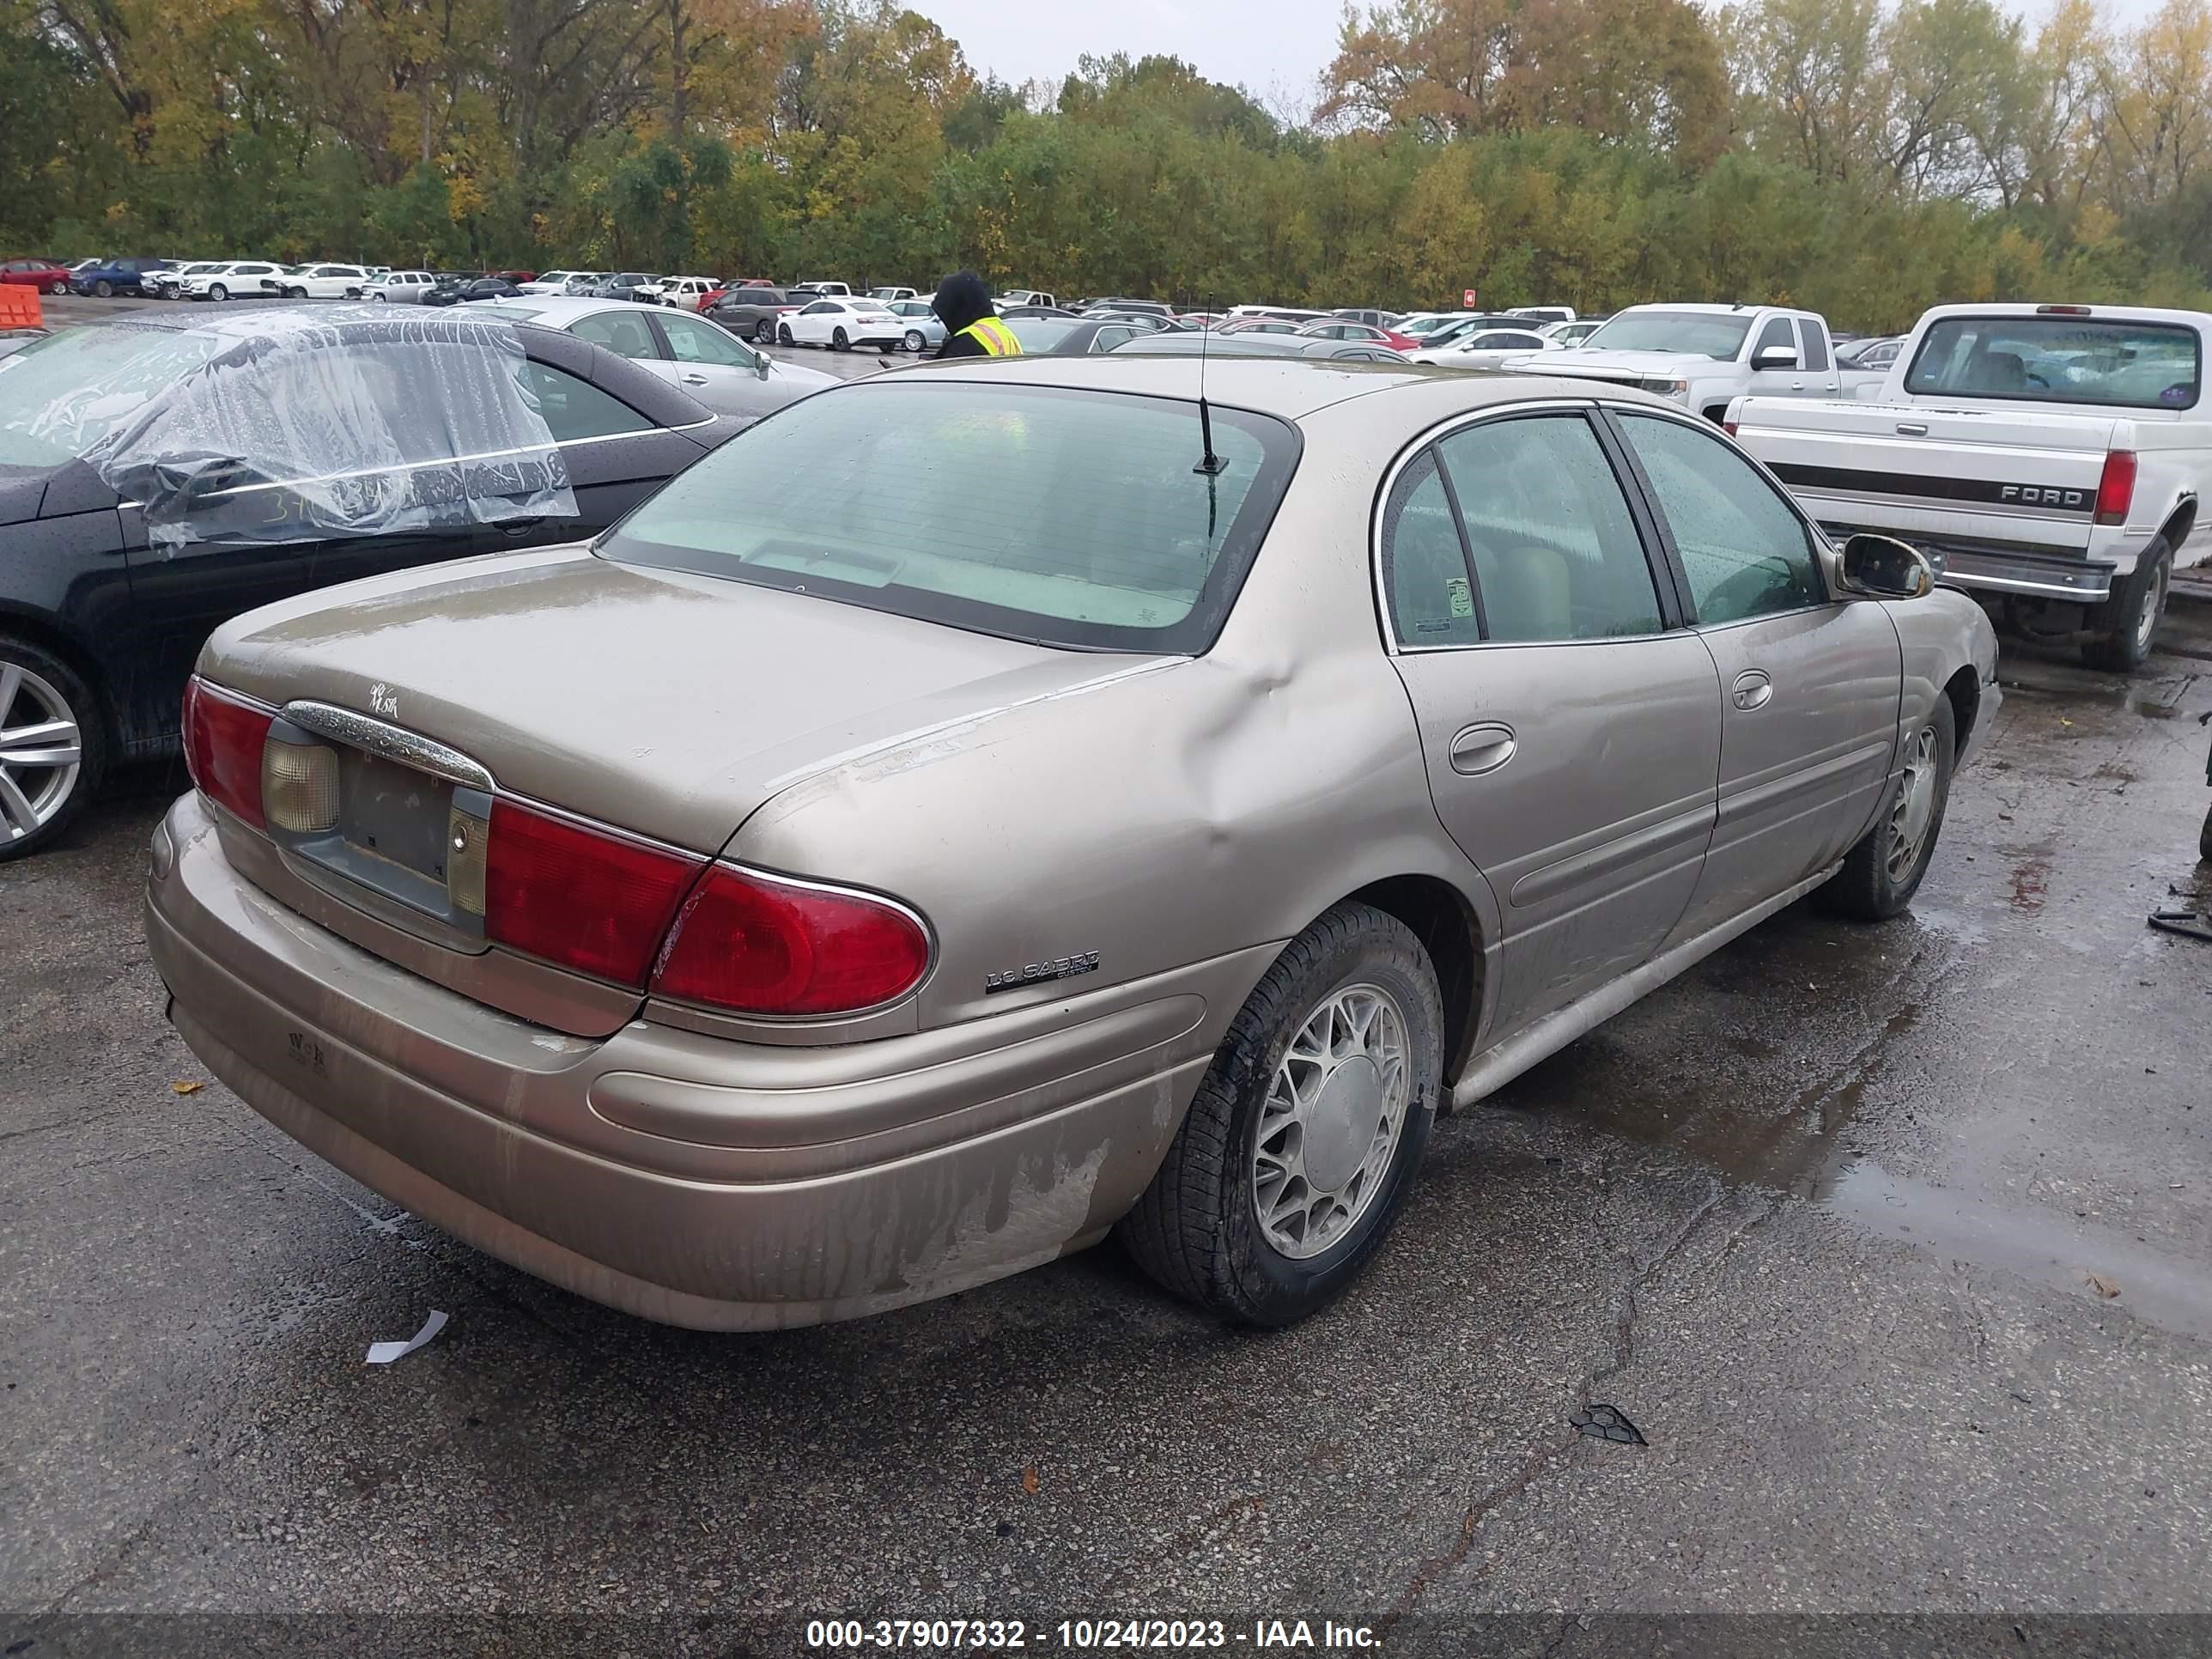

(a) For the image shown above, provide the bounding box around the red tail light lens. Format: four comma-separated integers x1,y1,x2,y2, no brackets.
1722,421,1740,438
483,801,703,985
182,677,272,830
652,866,931,1017
2095,449,2137,526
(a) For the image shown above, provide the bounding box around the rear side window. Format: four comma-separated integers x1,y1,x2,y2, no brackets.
1904,315,2201,410
1433,416,1662,642
601,380,1300,653
1798,319,1829,370
1381,451,1482,647
520,362,655,441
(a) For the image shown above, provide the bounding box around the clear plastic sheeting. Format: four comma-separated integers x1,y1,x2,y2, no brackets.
74,306,574,549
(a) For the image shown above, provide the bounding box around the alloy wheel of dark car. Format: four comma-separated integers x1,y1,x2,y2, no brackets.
753,321,775,344
0,636,105,862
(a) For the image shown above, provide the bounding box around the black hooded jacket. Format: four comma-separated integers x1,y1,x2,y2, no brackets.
931,270,996,359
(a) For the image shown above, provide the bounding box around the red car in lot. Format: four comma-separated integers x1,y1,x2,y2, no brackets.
1,258,74,295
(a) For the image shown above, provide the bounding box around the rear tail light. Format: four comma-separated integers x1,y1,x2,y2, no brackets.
483,801,703,985
652,866,930,1016
182,677,272,830
2095,450,2136,526
1722,420,1740,437
261,737,339,833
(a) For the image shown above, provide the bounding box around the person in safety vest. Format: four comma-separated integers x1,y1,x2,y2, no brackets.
932,270,1021,360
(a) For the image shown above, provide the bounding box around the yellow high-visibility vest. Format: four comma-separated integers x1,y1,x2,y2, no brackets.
958,316,1022,356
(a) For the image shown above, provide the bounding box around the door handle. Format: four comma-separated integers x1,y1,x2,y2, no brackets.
1449,722,1517,776
1789,380,1805,391
1896,422,1929,436
1732,670,1774,711
678,372,708,386
496,515,548,537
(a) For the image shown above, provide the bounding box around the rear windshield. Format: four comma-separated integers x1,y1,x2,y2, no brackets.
1903,316,2202,410
599,380,1300,653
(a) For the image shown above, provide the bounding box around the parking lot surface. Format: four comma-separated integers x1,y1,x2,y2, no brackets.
3,310,2211,1652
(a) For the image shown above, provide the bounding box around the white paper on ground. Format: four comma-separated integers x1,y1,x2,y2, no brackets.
364,1310,448,1365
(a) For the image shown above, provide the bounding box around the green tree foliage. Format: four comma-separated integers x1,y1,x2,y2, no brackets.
4,0,2209,328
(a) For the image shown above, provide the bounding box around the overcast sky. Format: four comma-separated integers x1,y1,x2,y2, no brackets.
916,0,2166,115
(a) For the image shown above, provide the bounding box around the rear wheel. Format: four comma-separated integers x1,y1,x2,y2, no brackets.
831,326,849,351
1118,902,1443,1325
0,636,105,862
754,321,775,345
284,286,306,299
210,283,229,301
905,330,926,354
1816,695,1956,922
778,323,794,346
2082,543,2170,672
92,279,112,299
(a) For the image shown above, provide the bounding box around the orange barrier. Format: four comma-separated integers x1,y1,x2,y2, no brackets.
0,285,43,330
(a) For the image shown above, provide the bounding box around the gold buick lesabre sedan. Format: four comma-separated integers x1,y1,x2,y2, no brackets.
147,352,2000,1329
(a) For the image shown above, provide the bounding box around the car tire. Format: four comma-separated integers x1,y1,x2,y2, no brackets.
2081,542,2170,672
905,330,925,354
0,635,106,863
754,321,775,345
210,283,229,302
1815,694,1957,922
1118,901,1443,1326
778,324,794,346
831,326,849,351
92,280,112,299
369,292,385,302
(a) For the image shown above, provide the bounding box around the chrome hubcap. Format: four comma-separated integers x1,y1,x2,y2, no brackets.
1251,983,1410,1260
2136,563,2168,653
0,661,84,843
1886,725,1939,881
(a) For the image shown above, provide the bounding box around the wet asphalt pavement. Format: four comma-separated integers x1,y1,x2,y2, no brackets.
6,301,2212,1654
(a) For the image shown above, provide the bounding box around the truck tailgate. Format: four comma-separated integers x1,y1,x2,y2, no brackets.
1734,397,2122,556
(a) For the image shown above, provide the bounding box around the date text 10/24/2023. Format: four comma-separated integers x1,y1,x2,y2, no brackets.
804,1620,1383,1650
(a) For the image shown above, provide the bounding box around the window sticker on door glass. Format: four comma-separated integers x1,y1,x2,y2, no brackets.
1447,576,1474,618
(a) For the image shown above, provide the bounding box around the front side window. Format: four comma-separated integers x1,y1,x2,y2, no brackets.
1618,412,1824,623
660,313,754,368
1432,416,1662,643
601,381,1299,654
1751,317,1796,362
1903,315,2200,410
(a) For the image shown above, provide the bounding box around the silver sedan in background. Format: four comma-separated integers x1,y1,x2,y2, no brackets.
148,358,1996,1334
886,298,945,353
481,296,837,424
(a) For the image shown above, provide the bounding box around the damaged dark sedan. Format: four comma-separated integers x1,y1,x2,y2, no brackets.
0,306,737,858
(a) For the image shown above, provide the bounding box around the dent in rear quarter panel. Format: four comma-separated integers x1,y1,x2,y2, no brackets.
726,416,1503,1206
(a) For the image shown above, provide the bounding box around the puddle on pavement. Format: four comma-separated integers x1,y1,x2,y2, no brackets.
2002,666,2198,722
1818,1161,2212,1343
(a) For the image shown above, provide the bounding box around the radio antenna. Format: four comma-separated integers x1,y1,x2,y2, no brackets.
1191,292,1223,538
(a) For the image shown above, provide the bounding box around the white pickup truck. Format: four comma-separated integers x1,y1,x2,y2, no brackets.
1508,301,1845,424
1730,303,2209,670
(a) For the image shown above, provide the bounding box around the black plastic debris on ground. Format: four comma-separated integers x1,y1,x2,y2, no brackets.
1571,1403,1646,1445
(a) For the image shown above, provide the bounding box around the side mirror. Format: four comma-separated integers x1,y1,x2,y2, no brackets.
1753,345,1799,371
756,353,771,380
1840,532,1935,599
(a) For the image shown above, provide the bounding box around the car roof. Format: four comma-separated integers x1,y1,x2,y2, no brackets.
479,295,667,320
891,352,1672,422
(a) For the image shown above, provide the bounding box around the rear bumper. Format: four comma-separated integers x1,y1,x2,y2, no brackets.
147,793,1247,1329
1820,521,2117,604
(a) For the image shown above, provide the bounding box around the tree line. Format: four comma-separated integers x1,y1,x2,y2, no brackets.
5,0,2211,331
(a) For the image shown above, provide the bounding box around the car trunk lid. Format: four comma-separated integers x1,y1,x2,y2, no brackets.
200,546,1158,1034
